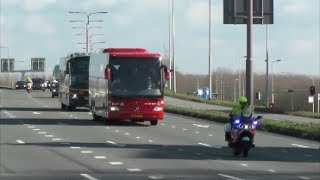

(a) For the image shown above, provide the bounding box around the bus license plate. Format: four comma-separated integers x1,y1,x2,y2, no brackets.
131,114,143,118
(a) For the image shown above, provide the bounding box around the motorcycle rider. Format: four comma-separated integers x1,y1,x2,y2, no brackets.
225,96,251,142
25,76,33,90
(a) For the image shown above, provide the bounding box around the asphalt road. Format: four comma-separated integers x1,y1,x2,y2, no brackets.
165,96,320,123
0,89,319,180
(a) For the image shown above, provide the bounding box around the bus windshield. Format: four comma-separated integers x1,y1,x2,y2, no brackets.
109,57,162,97
70,57,89,89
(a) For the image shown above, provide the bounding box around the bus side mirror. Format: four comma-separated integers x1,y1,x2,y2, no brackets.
165,69,170,80
105,67,111,80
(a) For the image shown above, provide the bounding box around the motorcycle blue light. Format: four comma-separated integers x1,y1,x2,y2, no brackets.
253,121,258,125
234,119,240,124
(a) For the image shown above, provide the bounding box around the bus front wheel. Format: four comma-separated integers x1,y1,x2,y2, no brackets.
150,120,158,126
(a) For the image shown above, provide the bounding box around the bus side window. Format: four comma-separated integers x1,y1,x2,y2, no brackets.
66,61,70,74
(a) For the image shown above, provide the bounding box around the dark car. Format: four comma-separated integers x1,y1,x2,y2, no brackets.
32,78,45,91
15,81,26,89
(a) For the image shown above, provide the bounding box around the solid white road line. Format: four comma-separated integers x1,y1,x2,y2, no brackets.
126,168,142,172
94,156,106,159
109,162,123,165
291,144,310,148
16,140,25,144
80,173,99,180
198,143,212,147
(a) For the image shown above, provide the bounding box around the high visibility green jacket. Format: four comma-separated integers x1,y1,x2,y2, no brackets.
26,77,32,83
230,105,251,117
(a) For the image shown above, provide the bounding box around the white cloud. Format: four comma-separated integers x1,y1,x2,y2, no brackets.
96,0,117,6
24,16,55,35
0,16,6,26
282,1,308,14
289,40,315,54
113,15,132,26
185,1,223,27
0,0,20,6
23,0,56,11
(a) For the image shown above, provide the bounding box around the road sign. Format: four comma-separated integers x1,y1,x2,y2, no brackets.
308,96,314,104
223,0,274,24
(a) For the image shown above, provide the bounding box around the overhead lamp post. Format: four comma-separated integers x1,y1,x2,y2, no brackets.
271,59,282,103
69,11,108,53
238,56,246,98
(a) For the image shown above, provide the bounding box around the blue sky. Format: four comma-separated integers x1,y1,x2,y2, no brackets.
0,0,319,76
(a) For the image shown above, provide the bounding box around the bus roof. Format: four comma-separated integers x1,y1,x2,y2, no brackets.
102,48,148,53
102,48,160,58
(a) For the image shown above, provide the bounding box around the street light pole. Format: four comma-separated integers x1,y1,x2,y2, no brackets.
239,56,246,98
69,11,108,53
172,0,176,93
271,59,281,103
265,24,270,107
168,0,172,90
208,0,213,100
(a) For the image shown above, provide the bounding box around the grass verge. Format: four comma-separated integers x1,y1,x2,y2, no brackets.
164,104,320,141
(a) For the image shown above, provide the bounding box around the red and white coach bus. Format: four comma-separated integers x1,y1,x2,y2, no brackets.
89,48,170,126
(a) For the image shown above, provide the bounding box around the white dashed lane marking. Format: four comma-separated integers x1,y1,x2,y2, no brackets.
198,143,212,147
217,174,243,180
27,126,36,128
38,132,47,134
94,156,107,159
109,162,123,165
240,163,248,167
32,129,40,131
52,138,62,141
70,147,81,149
148,175,164,179
45,135,54,137
16,140,25,144
81,151,93,154
126,168,142,172
299,176,311,180
291,144,309,148
267,169,277,173
80,173,99,180
32,112,41,115
193,124,209,128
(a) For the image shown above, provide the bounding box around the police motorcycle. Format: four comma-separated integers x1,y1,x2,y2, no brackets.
50,82,59,98
225,113,262,157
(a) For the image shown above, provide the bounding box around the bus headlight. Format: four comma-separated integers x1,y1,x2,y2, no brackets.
110,106,120,111
153,107,163,111
71,93,78,99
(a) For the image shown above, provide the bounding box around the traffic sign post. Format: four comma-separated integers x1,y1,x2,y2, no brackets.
308,96,314,113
